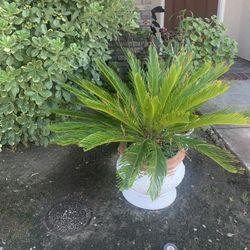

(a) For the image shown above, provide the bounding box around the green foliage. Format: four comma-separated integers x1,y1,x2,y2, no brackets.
163,15,238,68
0,0,138,148
49,45,249,200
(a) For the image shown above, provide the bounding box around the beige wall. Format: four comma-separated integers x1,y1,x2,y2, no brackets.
135,0,165,27
223,0,250,60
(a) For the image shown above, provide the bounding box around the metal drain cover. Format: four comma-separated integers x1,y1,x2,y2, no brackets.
45,200,92,236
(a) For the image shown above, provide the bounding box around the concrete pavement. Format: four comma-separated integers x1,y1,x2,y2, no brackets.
200,79,250,174
0,143,249,249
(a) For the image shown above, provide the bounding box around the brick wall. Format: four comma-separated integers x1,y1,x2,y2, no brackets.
110,33,149,77
109,0,163,76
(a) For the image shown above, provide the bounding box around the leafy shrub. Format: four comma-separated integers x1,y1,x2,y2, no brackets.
162,15,237,68
0,0,138,148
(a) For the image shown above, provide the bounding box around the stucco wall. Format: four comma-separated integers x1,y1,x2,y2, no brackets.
135,0,165,27
223,0,250,61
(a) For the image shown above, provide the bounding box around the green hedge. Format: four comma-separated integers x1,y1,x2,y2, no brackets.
178,15,237,67
162,15,237,68
0,0,138,148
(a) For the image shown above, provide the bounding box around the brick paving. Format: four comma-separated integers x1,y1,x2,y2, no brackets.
222,57,250,80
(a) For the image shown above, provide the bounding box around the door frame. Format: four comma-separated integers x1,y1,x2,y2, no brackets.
217,0,226,21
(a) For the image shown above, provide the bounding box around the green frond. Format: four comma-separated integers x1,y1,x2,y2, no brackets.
51,131,90,145
142,95,159,129
51,109,121,128
64,75,143,135
241,111,250,118
176,80,230,111
133,73,148,112
168,63,229,112
77,97,141,133
51,109,93,119
193,112,249,126
174,52,193,81
96,59,130,102
175,112,250,133
158,63,181,112
79,131,138,151
68,74,117,106
146,141,167,200
156,111,195,132
48,120,117,133
172,61,212,99
174,136,244,173
200,62,230,84
117,141,148,190
49,122,90,132
62,83,93,100
187,61,212,87
127,50,145,80
147,45,161,96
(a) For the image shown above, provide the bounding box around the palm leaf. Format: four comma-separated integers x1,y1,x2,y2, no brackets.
199,62,230,84
175,81,230,112
62,82,141,133
168,62,229,112
49,122,91,132
79,131,138,151
133,73,148,113
174,112,249,133
51,131,91,145
156,111,195,133
68,74,117,107
173,52,193,85
146,141,167,200
171,62,212,104
158,63,182,112
127,50,145,82
48,121,117,133
117,141,148,189
51,109,93,119
51,109,121,128
76,96,141,133
147,45,161,96
142,94,156,129
174,136,244,173
96,59,130,102
62,84,93,100
186,61,212,86
241,111,250,118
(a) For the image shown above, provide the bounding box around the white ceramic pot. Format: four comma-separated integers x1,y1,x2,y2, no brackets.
116,157,185,210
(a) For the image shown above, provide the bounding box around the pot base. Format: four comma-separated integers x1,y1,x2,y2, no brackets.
120,162,185,210
122,188,177,210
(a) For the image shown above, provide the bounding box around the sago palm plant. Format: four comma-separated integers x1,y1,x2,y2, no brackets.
49,45,249,200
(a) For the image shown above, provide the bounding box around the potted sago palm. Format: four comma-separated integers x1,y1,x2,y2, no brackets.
49,45,249,210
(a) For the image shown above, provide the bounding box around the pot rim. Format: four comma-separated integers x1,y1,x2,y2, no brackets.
117,142,186,173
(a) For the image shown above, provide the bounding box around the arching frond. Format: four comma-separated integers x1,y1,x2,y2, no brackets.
96,59,130,102
174,112,249,133
117,141,148,190
146,141,167,200
68,74,117,106
79,131,139,151
147,45,162,96
174,136,244,174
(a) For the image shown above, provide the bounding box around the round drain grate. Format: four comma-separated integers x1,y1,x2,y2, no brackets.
45,200,92,236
